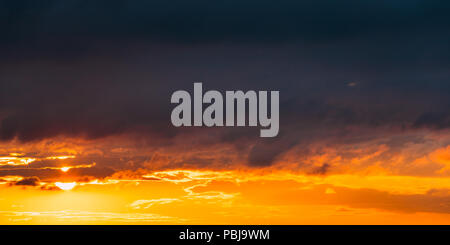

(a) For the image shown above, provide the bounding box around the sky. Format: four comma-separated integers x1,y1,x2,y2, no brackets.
0,0,449,224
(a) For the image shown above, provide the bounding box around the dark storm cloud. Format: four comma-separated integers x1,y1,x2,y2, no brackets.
0,0,449,166
309,163,331,175
14,176,40,186
414,112,450,129
2,0,450,44
247,136,298,166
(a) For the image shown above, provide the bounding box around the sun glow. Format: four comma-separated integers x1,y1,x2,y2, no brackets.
60,167,71,172
0,156,36,166
55,182,77,191
46,155,76,160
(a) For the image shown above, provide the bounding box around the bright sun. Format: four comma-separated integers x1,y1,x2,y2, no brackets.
55,182,77,191
60,167,71,172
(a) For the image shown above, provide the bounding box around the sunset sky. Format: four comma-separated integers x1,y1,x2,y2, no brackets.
0,0,450,224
